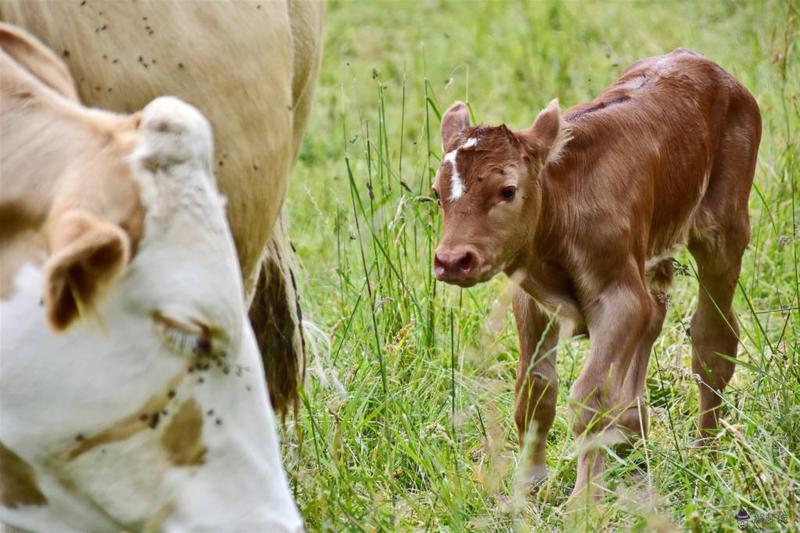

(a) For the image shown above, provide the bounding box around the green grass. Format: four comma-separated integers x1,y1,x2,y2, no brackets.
284,1,799,530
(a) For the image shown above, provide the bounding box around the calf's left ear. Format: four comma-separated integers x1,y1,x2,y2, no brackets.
519,99,569,165
43,211,131,331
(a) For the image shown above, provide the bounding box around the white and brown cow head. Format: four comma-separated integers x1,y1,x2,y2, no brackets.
0,24,301,532
432,100,569,287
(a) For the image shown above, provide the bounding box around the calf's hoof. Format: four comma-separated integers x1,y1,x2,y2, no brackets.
518,463,549,494
567,481,603,507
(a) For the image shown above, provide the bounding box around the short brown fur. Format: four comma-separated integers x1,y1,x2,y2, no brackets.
434,49,761,500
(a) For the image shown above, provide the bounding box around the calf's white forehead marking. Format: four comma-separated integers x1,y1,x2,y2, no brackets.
443,150,463,201
443,136,478,202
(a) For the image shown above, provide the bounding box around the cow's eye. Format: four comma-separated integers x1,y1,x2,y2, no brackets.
153,310,224,359
500,186,517,202
161,325,213,357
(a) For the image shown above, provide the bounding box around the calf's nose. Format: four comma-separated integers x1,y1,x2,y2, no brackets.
434,249,476,281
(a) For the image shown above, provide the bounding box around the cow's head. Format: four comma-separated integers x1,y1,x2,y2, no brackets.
0,24,301,532
432,100,568,287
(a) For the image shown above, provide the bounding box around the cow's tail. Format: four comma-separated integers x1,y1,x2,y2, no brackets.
249,215,306,421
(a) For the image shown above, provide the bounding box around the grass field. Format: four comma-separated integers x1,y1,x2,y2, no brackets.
283,1,799,530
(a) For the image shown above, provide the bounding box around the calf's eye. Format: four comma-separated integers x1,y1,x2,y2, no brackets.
500,186,517,202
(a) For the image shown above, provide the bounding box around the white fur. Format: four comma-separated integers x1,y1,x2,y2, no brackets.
443,150,464,201
443,136,480,201
0,98,301,532
462,136,479,149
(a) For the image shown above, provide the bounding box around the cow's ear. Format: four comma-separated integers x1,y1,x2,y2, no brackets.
441,101,471,152
43,211,131,331
519,99,570,165
0,23,78,100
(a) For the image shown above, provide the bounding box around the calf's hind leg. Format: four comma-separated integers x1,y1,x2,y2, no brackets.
688,229,747,436
688,101,758,437
512,289,559,484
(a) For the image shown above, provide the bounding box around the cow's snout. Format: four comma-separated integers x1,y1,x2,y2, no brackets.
434,248,478,285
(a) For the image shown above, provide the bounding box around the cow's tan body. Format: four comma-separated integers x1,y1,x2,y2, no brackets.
1,0,325,412
434,50,761,500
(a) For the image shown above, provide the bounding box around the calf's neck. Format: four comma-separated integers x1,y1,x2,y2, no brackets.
433,49,761,499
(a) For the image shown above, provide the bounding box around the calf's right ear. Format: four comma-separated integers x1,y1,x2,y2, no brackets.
441,101,471,152
43,211,131,331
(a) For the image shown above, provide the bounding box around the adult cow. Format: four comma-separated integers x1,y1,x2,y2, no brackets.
0,23,302,531
1,0,325,415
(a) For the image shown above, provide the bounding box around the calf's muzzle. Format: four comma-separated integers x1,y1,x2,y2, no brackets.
434,247,479,285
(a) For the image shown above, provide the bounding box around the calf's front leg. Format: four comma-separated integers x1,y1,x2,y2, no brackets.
617,260,674,440
569,278,652,501
512,289,559,485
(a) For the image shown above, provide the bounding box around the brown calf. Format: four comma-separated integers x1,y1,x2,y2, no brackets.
432,49,761,499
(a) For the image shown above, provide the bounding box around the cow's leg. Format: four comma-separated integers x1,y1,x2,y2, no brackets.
512,288,559,485
687,231,747,436
249,216,305,419
569,273,652,501
617,260,673,441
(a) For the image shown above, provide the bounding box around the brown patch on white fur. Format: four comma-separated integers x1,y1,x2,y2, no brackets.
161,399,207,467
68,370,188,461
0,441,48,508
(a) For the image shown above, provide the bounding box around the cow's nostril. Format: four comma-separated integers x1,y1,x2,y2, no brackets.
457,253,473,272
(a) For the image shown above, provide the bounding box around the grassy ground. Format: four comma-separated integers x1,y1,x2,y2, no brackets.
284,1,799,530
